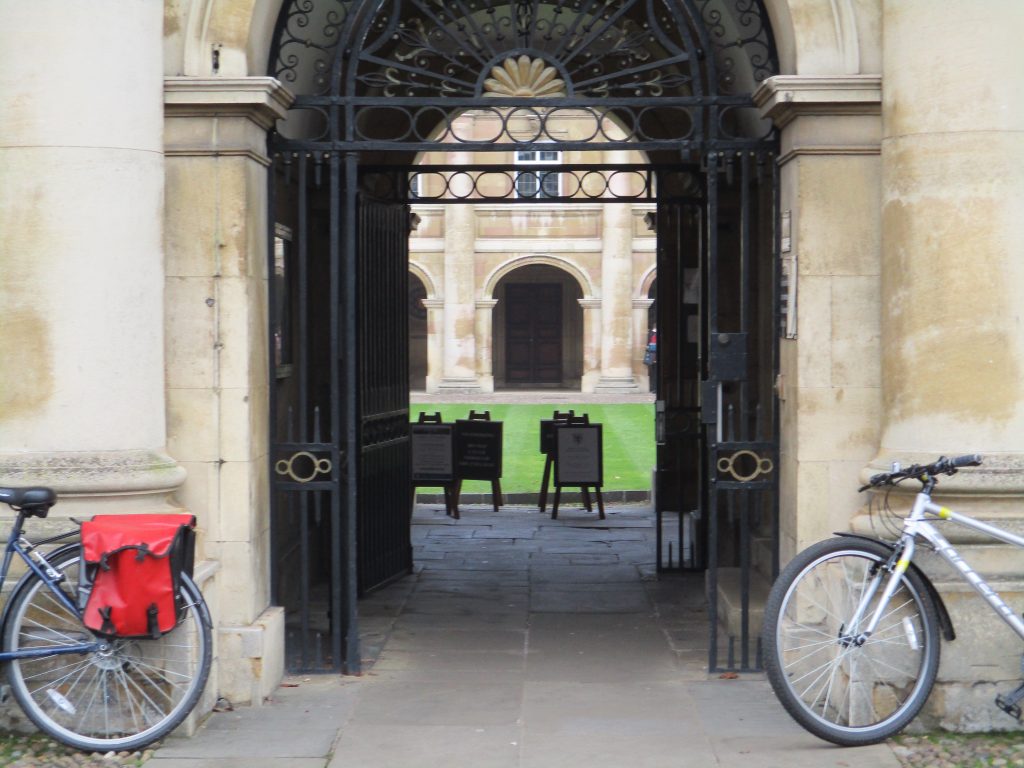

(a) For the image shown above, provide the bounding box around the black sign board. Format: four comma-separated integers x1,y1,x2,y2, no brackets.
539,410,578,454
455,420,503,480
554,423,603,486
411,423,455,483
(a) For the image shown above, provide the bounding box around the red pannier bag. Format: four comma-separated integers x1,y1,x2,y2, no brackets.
80,514,196,639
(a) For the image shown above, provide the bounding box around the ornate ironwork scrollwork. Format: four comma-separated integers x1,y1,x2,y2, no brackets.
276,451,333,483
716,449,774,482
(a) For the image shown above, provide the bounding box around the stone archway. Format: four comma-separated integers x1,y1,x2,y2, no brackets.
491,262,586,390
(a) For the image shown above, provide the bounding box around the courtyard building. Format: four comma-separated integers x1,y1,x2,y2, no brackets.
1,0,1023,733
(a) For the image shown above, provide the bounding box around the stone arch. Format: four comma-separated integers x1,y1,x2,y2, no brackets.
408,261,439,300
164,1,876,83
638,264,657,299
482,254,593,302
760,0,877,76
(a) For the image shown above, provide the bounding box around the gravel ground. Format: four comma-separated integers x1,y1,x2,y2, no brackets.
0,735,152,768
4,728,1024,766
890,734,1024,768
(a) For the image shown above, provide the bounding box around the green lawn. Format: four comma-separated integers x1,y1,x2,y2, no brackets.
410,403,655,494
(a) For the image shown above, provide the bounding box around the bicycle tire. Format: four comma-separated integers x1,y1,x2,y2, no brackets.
4,547,212,752
762,537,940,746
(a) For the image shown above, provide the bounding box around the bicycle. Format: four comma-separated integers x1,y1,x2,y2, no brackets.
760,453,1024,746
0,486,212,752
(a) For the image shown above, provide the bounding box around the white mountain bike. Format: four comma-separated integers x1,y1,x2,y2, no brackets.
762,454,1024,745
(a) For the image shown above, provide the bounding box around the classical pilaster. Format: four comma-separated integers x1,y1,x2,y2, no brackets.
422,298,445,392
632,298,655,390
754,75,883,560
438,150,482,393
595,152,639,392
475,300,498,393
579,299,603,392
163,76,292,706
0,1,184,517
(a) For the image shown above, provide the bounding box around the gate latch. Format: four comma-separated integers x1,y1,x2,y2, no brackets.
709,332,748,381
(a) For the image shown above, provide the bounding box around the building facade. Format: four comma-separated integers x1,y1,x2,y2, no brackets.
2,0,1024,730
408,126,657,394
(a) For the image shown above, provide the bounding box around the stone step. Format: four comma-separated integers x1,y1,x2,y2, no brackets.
713,566,771,642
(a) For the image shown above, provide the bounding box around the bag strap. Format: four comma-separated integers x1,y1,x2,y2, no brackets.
97,542,172,571
98,606,117,636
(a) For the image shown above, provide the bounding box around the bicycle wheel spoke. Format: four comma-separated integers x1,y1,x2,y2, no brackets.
5,550,211,751
766,541,939,745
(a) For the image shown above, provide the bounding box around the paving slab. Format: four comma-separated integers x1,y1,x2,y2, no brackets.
148,504,902,768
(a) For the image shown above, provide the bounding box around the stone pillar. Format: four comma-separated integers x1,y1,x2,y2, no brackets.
163,77,291,707
754,76,884,561
0,0,184,517
438,149,482,393
867,0,1024,729
422,298,445,393
579,299,602,392
475,300,498,392
876,0,1024,489
633,298,654,389
595,153,639,392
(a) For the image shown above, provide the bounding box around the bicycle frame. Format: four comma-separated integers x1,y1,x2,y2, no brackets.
860,490,1024,643
0,512,100,661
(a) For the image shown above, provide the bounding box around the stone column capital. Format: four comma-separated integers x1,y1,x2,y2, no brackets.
475,299,498,309
164,77,295,165
578,298,602,309
753,75,882,128
421,298,444,309
164,77,295,128
633,298,654,310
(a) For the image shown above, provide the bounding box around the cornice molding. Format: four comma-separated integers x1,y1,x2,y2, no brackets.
753,75,882,128
164,77,295,129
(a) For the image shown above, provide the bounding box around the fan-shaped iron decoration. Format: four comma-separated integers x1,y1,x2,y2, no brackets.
483,56,567,98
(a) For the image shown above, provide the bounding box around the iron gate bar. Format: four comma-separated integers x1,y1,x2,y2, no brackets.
739,151,752,670
705,149,721,673
342,152,360,674
770,155,781,584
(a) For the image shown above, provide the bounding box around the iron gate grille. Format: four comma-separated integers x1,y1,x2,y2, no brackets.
268,0,781,673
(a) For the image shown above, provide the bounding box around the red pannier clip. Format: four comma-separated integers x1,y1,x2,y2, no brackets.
80,514,196,639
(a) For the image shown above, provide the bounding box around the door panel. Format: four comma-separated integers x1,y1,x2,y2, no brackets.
505,283,562,384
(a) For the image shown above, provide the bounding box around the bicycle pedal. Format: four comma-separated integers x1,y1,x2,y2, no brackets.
995,682,1024,721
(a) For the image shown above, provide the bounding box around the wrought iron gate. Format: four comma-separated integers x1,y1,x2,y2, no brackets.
653,152,779,673
268,0,782,673
356,194,413,594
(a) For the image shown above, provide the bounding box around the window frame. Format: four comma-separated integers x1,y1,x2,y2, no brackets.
514,148,561,199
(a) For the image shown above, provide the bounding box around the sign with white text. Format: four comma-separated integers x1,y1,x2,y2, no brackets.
554,424,603,486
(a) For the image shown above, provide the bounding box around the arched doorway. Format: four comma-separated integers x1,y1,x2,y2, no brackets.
493,264,584,389
267,0,780,674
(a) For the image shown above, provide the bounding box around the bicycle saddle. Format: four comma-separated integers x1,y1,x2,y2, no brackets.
0,487,57,516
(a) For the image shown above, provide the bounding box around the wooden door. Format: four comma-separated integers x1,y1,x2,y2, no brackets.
505,283,562,384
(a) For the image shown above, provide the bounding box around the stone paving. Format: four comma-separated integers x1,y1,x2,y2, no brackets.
148,503,900,767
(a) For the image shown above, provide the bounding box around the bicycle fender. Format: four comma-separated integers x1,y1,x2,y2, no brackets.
832,532,956,642
0,542,81,645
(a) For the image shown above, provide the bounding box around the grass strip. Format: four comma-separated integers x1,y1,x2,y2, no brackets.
410,403,655,494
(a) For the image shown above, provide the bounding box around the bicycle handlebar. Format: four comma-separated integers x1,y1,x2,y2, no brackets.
859,454,982,492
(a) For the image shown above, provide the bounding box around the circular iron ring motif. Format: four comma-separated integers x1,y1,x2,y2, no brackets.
276,451,332,483
716,450,774,482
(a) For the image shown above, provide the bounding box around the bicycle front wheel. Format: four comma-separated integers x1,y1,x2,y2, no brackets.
4,547,212,752
762,537,940,746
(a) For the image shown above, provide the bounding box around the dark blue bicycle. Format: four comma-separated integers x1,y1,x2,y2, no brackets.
0,486,211,751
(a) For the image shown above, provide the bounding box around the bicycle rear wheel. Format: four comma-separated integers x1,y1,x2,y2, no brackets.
4,547,212,752
762,537,940,746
